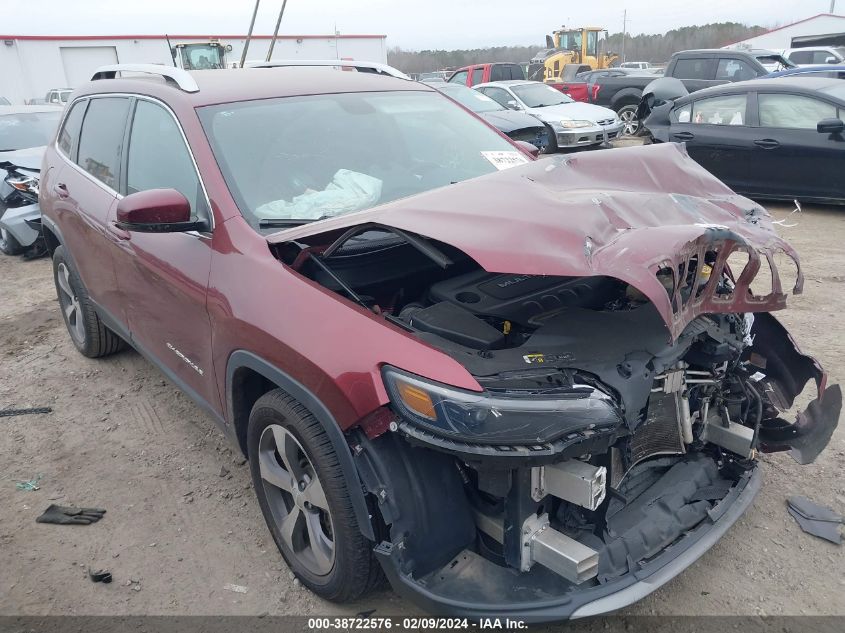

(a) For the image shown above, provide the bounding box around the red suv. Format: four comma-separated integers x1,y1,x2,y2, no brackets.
40,64,840,621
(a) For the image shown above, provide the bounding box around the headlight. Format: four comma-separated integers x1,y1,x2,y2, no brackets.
6,174,39,197
382,366,622,445
560,120,593,129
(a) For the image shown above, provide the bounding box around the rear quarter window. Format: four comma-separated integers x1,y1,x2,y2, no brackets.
673,58,713,80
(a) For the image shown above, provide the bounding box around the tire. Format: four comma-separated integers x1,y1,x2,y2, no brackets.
52,245,126,358
542,124,559,154
247,389,382,602
616,103,644,137
0,227,24,256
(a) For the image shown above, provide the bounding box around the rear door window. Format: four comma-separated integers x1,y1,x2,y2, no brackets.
76,97,130,190
58,99,86,159
673,57,714,80
690,94,747,125
471,67,484,85
490,65,505,82
126,99,205,219
758,93,837,129
715,58,758,81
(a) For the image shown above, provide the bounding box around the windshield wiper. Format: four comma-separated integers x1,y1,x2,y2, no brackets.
258,218,319,229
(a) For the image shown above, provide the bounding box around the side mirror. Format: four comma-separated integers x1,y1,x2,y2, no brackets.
513,140,540,158
817,118,845,134
506,99,521,110
825,56,837,64
116,189,205,232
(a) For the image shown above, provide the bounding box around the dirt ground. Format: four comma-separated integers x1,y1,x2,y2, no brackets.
0,201,843,618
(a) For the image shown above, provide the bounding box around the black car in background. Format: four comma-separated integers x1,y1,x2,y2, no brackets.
435,83,549,152
644,77,845,204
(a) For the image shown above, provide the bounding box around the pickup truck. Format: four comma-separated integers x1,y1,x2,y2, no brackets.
559,49,792,135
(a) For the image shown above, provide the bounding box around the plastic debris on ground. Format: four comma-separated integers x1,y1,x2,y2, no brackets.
223,583,249,594
0,406,53,418
89,569,113,584
15,474,43,491
787,495,843,545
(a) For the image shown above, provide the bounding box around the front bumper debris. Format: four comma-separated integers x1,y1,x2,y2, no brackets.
375,465,761,622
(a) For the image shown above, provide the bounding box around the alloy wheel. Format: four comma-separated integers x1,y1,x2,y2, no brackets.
258,424,335,576
619,108,640,136
56,262,86,345
0,228,7,249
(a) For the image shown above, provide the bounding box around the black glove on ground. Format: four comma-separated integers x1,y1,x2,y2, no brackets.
36,504,106,525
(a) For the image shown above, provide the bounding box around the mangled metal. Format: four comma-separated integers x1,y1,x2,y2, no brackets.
268,142,840,619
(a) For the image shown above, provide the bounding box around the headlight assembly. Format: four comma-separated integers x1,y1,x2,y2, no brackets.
560,120,593,129
382,366,622,445
6,174,40,197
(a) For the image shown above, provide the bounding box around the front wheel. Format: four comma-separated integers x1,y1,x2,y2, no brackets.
247,389,382,602
616,104,643,137
541,125,559,154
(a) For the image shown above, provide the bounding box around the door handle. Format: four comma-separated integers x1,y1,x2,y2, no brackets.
754,139,780,149
107,222,131,241
672,131,695,141
53,182,69,199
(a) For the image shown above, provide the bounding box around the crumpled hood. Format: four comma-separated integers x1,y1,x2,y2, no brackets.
0,145,45,173
268,143,801,341
528,101,618,123
478,110,545,134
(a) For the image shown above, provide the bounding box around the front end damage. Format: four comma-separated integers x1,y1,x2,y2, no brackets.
268,143,841,620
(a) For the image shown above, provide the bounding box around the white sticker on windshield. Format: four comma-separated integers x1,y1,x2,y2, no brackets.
481,151,530,170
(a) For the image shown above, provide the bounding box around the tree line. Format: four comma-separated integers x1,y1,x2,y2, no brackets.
387,22,768,73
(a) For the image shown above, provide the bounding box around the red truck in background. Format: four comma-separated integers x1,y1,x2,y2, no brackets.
447,63,525,86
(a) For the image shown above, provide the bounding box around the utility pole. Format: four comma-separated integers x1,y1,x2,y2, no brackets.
240,0,261,68
266,0,289,62
621,9,627,63
830,1,837,14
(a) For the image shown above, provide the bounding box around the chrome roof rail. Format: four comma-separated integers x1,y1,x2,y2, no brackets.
90,64,200,93
246,59,410,80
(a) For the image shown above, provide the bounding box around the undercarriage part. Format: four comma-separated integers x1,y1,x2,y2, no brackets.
700,415,755,459
530,460,606,510
521,513,599,583
593,454,737,582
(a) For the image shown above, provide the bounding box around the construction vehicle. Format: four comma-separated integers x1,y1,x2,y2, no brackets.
527,27,619,82
169,40,233,70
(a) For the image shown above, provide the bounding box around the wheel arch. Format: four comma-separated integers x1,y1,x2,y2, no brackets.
610,88,644,110
226,350,376,540
40,215,63,256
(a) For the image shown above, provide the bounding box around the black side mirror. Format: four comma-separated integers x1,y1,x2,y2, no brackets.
817,118,845,134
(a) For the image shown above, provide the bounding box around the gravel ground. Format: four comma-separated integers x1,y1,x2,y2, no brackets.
0,201,843,617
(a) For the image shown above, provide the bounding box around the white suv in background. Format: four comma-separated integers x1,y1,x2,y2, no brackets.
783,46,845,66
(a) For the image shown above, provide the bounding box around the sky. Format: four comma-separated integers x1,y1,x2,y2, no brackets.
5,0,841,49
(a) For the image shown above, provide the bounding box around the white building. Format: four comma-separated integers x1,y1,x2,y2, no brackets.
0,33,388,105
723,13,845,52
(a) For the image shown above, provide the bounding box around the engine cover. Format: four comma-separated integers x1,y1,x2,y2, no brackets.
428,270,617,326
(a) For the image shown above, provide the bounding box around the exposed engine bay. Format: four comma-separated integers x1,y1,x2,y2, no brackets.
270,144,841,616
275,221,841,611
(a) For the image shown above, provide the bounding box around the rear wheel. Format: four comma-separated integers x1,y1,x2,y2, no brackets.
52,246,125,358
247,389,382,602
0,227,23,256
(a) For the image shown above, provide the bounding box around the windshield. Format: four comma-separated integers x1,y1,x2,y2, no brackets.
835,47,845,60
198,91,524,229
0,111,61,151
438,85,505,113
182,45,225,70
512,83,572,107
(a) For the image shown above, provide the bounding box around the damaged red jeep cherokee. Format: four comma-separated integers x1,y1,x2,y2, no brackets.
40,65,841,621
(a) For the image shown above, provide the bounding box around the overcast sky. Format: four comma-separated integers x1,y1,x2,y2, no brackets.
4,0,840,49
